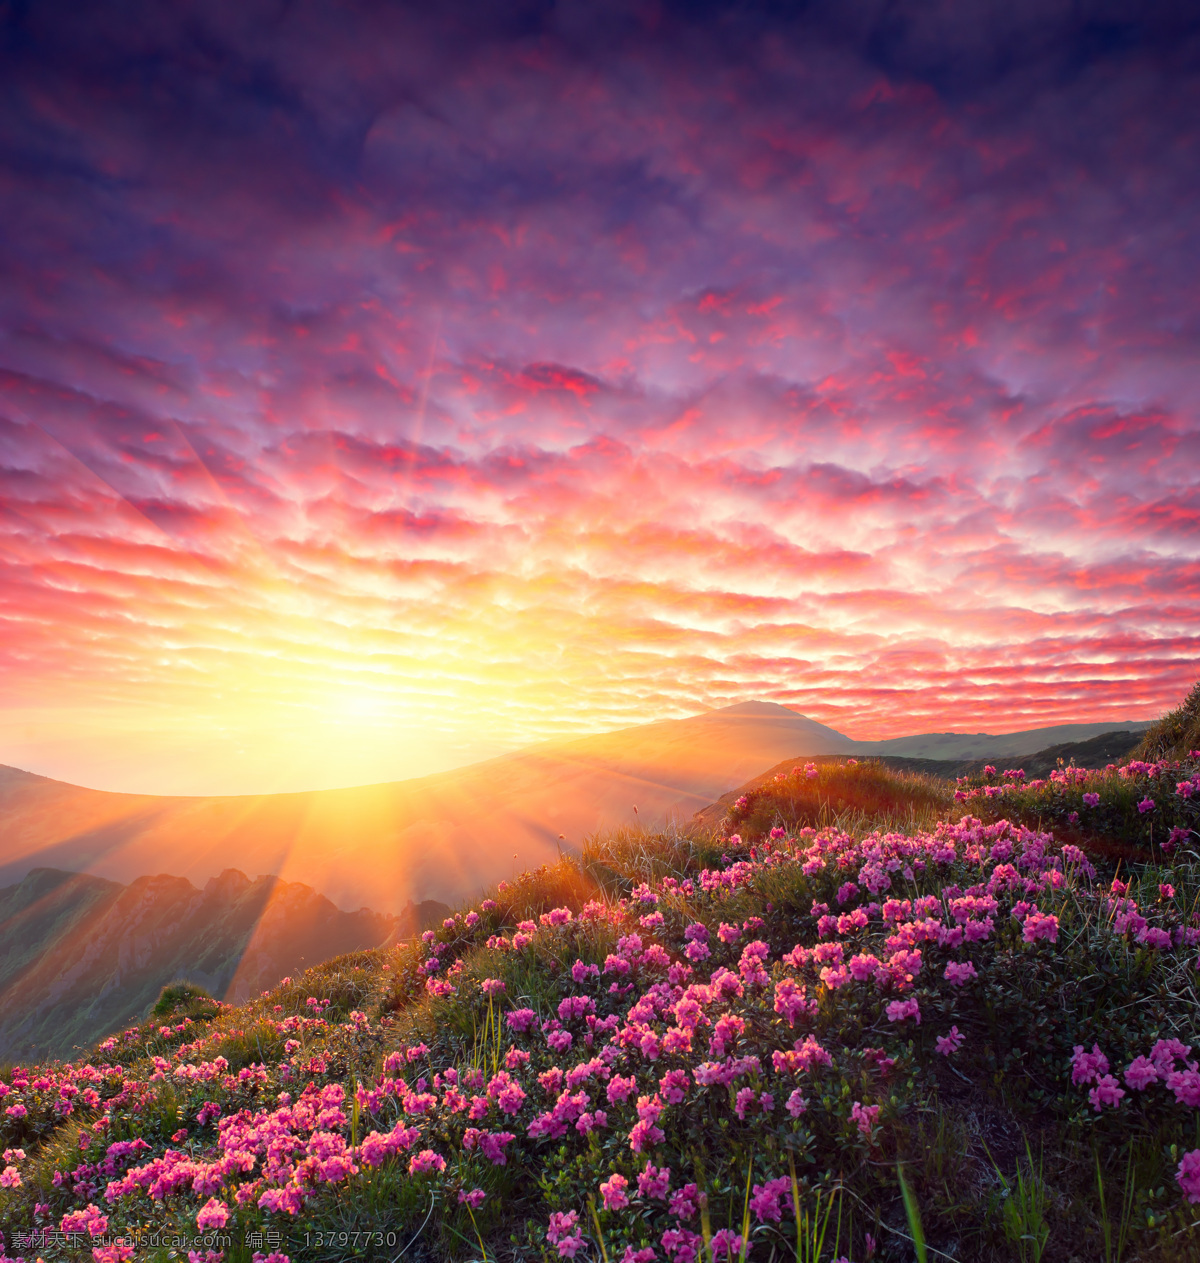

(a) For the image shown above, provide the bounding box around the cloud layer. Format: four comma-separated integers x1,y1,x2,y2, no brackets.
1,1,1198,793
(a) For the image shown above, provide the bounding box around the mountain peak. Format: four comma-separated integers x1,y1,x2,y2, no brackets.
713,701,799,717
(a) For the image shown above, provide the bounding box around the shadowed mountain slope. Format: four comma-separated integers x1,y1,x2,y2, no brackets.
0,703,1149,914
0,866,446,1061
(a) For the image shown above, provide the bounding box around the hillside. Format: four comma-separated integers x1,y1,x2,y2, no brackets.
1,751,1197,1262
0,867,446,1062
693,729,1148,830
0,704,1151,915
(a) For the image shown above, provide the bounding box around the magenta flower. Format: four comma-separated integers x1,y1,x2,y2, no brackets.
851,1100,881,1140
1082,792,1100,807
1137,926,1172,949
1166,1068,1200,1107
668,1182,705,1219
936,1026,964,1056
786,1089,808,1117
195,1197,229,1230
600,1172,630,1210
1137,797,1156,813
886,998,921,1025
1176,1149,1200,1204
458,1188,486,1209
607,1074,637,1106
1124,1056,1160,1090
408,1149,447,1175
1023,911,1059,944
1088,1075,1126,1111
749,1175,791,1222
774,977,816,1025
659,1068,689,1104
1071,1044,1109,1085
547,1210,584,1258
943,960,977,985
62,1204,108,1237
638,1161,671,1199
710,1228,748,1259
661,1227,704,1263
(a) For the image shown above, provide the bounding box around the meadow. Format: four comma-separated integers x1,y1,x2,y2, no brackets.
2,693,1200,1263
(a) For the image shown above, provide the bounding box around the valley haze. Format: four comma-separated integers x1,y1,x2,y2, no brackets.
0,702,1150,915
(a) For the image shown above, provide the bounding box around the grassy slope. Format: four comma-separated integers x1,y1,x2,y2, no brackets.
1,758,1199,1262
1133,684,1200,762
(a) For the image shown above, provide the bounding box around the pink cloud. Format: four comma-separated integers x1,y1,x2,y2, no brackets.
0,3,1197,791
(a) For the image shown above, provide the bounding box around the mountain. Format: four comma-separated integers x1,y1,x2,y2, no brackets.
0,703,1150,915
851,720,1153,761
0,866,446,1061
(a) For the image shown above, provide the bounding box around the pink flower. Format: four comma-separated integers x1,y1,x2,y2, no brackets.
1166,1069,1200,1107
668,1183,705,1219
596,1075,634,1111
195,1197,229,1230
547,1029,573,1054
749,1175,791,1223
458,1188,486,1209
774,977,816,1025
547,1210,584,1258
1088,1075,1126,1111
1176,1149,1200,1204
1124,1056,1160,1090
735,1086,771,1119
479,1131,515,1165
0,1164,21,1188
1137,926,1172,950
1023,911,1059,944
1071,1044,1109,1085
851,1100,881,1140
659,1068,690,1104
943,960,977,985
62,1204,109,1237
1082,792,1100,807
661,1227,704,1263
638,1162,671,1199
786,1089,808,1117
711,1228,748,1259
848,953,882,982
886,998,921,1025
600,1172,630,1209
408,1149,447,1174
936,1026,964,1056
481,978,506,996
738,940,771,986
628,1118,665,1152
1137,797,1156,813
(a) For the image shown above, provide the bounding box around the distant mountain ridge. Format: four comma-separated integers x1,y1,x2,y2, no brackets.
0,866,448,1061
0,703,1151,915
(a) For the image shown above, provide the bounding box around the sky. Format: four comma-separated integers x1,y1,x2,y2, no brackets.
1,0,1198,795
